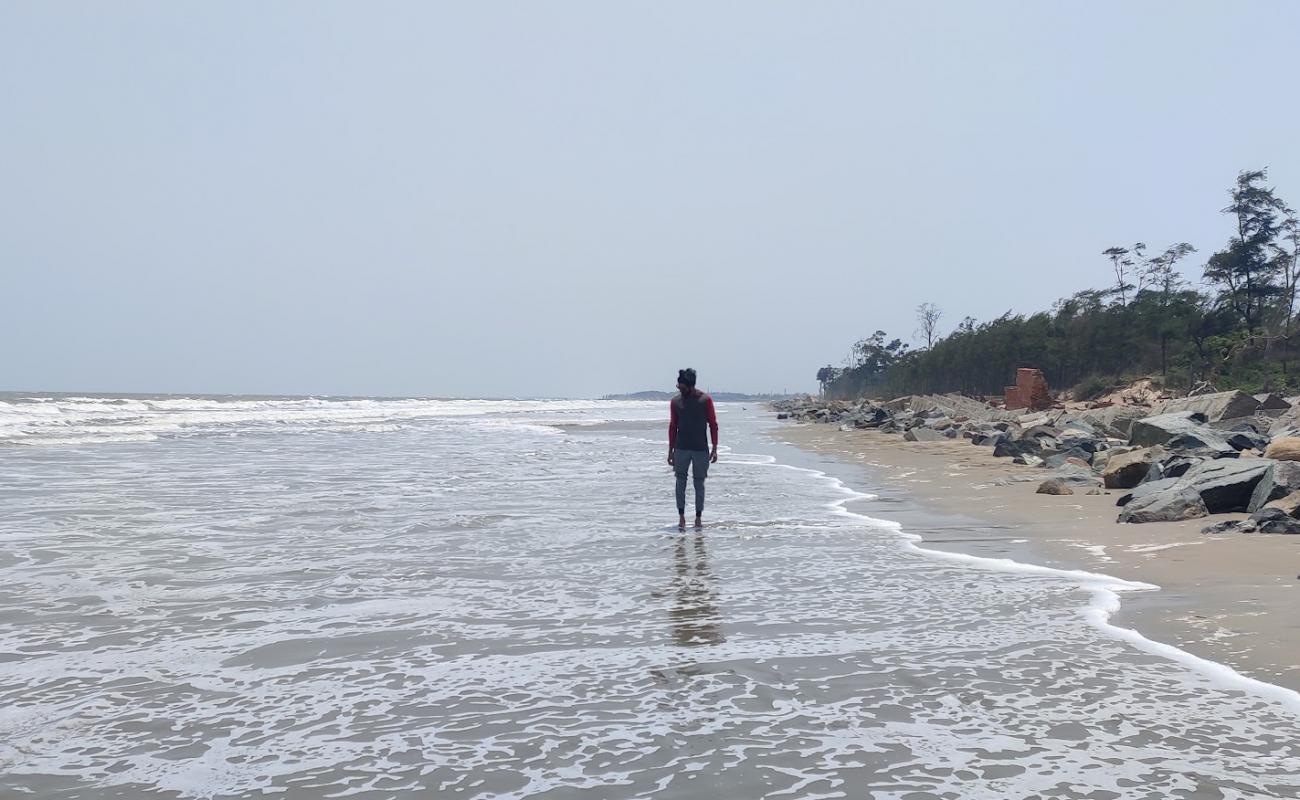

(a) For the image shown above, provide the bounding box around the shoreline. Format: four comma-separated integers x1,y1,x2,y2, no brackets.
774,421,1300,695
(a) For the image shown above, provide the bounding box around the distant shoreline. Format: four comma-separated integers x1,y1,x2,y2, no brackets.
602,391,796,402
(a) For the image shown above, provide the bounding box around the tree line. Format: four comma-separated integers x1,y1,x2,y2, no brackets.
820,169,1300,401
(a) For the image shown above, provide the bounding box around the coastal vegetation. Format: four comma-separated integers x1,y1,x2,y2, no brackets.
823,169,1300,400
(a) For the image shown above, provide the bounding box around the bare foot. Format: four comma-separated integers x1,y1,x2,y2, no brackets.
678,515,686,532
694,516,703,530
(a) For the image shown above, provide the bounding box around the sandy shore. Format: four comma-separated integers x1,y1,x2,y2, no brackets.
776,422,1300,694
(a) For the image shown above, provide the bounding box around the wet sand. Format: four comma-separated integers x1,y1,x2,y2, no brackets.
777,423,1300,694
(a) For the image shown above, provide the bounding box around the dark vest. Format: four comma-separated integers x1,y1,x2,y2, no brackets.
673,392,709,451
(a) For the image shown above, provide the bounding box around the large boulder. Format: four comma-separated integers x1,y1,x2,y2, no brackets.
1129,412,1211,448
1246,460,1300,512
1043,448,1093,469
1264,437,1300,461
1116,476,1181,508
1118,486,1209,523
1265,490,1300,516
1103,446,1166,489
1075,405,1148,439
1254,393,1292,411
1164,429,1237,459
1153,390,1262,422
1179,458,1272,513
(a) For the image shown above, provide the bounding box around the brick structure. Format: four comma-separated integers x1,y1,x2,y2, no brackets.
1005,368,1052,411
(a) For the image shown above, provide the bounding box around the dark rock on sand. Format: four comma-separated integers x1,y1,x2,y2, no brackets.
1103,446,1165,489
1178,458,1271,514
1119,485,1209,523
1203,507,1300,535
1116,477,1182,508
1036,478,1075,495
1251,508,1300,533
1246,460,1300,512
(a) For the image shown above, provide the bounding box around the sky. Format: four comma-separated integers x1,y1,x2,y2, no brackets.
3,2,1300,398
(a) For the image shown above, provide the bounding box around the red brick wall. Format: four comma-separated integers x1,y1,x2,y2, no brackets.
1005,368,1051,411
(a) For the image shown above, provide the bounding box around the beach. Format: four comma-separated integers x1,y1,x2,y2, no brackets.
777,422,1300,694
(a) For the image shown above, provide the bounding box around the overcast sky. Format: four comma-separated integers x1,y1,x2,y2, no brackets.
4,3,1300,398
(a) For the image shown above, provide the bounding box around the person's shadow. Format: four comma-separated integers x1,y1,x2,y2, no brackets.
667,532,725,648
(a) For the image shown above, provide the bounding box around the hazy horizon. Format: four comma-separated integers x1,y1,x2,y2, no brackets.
5,3,1300,398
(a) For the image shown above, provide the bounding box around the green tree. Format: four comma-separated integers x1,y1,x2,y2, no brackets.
1204,169,1288,337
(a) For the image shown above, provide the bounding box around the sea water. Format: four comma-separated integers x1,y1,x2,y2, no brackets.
1,395,1298,799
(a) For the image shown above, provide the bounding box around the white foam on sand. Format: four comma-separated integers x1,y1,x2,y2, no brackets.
748,452,1300,717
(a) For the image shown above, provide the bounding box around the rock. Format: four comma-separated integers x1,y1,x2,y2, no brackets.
1178,458,1272,513
1116,477,1182,508
1264,437,1300,461
1086,487,1104,495
1061,418,1101,438
1254,393,1292,411
1164,429,1237,459
993,438,1024,458
1201,519,1243,535
1129,412,1211,448
904,427,946,443
1019,423,1061,442
1075,405,1148,439
1103,446,1166,489
1118,486,1209,523
1153,390,1262,422
1264,490,1300,516
1043,448,1093,469
1246,461,1300,512
1138,462,1166,484
1159,455,1203,478
1015,454,1045,468
777,412,790,420
1226,430,1271,452
1036,478,1075,495
1249,507,1300,534
1057,434,1102,454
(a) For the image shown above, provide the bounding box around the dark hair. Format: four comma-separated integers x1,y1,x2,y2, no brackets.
678,368,697,389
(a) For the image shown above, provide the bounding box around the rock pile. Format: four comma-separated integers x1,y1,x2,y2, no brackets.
772,389,1300,534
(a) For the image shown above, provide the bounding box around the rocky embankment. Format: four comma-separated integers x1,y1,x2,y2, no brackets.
772,390,1300,534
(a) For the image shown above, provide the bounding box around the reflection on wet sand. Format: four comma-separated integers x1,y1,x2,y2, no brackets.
668,532,725,648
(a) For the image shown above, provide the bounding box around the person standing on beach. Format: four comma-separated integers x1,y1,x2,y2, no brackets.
668,368,719,531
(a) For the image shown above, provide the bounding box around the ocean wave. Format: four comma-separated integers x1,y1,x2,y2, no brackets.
0,395,666,447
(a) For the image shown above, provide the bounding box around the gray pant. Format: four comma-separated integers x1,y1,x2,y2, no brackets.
673,449,711,516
